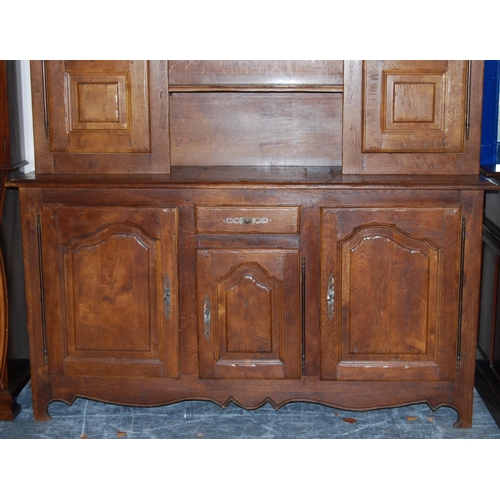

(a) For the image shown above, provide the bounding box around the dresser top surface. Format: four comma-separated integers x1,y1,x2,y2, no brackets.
8,166,498,191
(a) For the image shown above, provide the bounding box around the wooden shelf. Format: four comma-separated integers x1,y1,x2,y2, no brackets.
168,85,344,93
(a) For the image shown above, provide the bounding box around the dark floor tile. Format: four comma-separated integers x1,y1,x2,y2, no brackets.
1,383,499,439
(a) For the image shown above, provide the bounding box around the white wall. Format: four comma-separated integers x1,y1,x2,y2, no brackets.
19,60,34,173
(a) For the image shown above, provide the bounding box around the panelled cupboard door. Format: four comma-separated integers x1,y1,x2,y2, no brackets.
196,249,301,379
39,205,179,378
321,206,462,381
343,60,483,174
30,60,170,173
47,61,149,153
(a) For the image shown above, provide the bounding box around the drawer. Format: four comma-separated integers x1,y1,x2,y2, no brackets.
195,206,300,234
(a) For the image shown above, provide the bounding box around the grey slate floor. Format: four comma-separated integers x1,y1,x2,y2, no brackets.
1,382,499,438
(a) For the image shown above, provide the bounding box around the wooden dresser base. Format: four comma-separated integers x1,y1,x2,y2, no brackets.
12,171,492,428
33,376,474,428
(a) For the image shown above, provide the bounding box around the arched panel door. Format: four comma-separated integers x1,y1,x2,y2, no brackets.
321,206,462,381
196,249,301,379
40,204,179,378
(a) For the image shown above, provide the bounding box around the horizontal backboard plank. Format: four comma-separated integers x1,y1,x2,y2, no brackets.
170,92,342,167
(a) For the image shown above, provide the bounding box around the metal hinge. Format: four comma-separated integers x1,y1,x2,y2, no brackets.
36,213,48,365
301,256,306,372
456,216,466,371
465,61,472,141
41,61,49,140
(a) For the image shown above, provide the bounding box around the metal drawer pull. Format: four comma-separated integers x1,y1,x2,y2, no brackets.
223,217,272,225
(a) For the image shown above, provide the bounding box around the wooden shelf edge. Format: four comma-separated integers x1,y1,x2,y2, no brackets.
168,85,344,93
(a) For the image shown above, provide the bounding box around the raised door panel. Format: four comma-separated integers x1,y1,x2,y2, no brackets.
196,249,301,379
321,206,462,381
40,205,179,378
343,60,483,174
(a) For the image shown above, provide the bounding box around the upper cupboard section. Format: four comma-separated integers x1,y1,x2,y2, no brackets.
30,60,482,175
342,60,484,174
31,60,170,174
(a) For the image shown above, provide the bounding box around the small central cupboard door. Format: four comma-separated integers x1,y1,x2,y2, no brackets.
196,249,301,379
321,206,462,381
40,205,179,378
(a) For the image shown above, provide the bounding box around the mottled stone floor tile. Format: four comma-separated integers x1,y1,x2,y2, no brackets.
1,383,499,439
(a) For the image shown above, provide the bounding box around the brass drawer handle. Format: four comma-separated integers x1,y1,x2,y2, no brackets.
222,217,272,225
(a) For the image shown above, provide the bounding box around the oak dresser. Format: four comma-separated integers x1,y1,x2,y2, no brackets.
8,60,496,426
